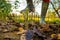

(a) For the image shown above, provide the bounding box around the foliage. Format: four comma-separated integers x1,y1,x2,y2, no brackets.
0,0,11,20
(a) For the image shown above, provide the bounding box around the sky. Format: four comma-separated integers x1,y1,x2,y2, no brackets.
8,0,54,15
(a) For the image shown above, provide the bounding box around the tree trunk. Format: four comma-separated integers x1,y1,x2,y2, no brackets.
26,0,35,12
40,2,49,24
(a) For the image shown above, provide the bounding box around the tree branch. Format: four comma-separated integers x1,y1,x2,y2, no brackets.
50,2,60,18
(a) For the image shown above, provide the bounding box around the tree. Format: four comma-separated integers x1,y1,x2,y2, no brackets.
21,0,35,29
40,0,50,24
26,0,35,12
